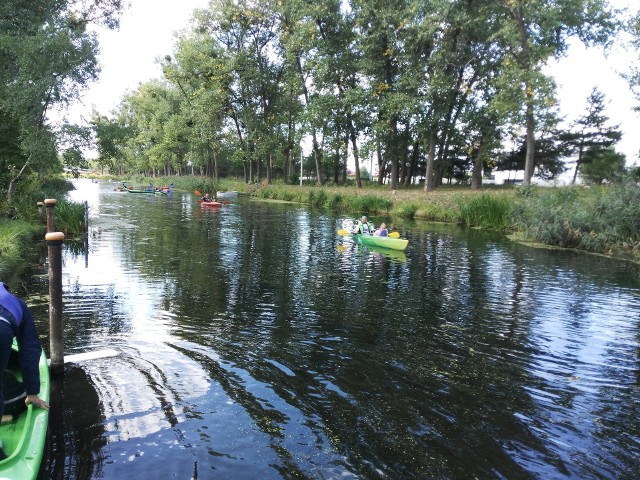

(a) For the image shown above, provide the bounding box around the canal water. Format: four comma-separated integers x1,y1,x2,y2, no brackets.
29,179,639,479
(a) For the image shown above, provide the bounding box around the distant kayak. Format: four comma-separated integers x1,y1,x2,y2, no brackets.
201,201,222,207
356,234,408,251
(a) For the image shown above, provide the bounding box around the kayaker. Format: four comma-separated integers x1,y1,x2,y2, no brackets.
352,215,374,235
374,223,388,237
0,283,49,459
202,193,213,202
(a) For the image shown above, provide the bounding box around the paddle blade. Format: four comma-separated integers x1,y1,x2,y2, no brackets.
194,189,202,195
389,231,400,238
337,229,352,236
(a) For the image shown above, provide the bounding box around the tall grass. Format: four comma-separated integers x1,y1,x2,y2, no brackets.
0,219,41,282
459,194,512,230
513,183,640,257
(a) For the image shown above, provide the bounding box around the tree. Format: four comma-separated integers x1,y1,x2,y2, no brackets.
560,87,622,184
580,146,626,184
495,0,618,186
0,0,124,201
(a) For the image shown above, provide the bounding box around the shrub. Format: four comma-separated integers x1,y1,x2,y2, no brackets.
393,203,418,219
459,194,512,230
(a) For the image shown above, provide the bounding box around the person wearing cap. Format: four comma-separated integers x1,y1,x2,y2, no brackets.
0,282,49,458
352,215,374,235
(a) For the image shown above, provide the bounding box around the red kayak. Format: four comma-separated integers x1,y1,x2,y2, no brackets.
201,201,222,207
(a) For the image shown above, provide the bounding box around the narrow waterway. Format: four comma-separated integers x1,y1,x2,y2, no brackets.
29,180,640,479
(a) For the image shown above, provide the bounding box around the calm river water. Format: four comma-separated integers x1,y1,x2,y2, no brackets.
28,179,639,479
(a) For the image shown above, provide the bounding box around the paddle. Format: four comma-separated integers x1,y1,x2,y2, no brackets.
337,229,400,238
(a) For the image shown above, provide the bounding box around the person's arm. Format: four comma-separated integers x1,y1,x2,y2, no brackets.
15,300,44,398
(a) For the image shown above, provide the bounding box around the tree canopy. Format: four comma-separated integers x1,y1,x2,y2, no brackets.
0,0,124,201
4,0,630,192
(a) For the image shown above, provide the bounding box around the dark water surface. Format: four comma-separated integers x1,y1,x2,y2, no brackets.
29,180,639,479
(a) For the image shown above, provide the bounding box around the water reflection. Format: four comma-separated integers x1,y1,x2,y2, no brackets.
29,180,640,479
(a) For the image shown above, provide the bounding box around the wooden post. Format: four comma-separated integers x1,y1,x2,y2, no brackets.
83,200,89,235
46,231,65,374
36,201,44,222
44,198,57,233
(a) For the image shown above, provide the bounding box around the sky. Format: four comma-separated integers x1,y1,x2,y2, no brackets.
54,0,640,168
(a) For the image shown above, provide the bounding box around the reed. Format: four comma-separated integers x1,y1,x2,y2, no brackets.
513,183,640,257
459,194,512,230
0,219,41,281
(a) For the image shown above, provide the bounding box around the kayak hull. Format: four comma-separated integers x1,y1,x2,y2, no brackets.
357,234,408,251
0,344,49,480
201,201,222,207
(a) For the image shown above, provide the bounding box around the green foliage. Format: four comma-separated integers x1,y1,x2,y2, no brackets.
0,219,41,282
580,147,627,184
52,200,86,237
0,0,124,201
514,184,640,256
459,194,512,230
393,203,418,219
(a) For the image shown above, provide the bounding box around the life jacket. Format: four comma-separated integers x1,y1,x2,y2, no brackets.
0,282,23,326
358,221,374,234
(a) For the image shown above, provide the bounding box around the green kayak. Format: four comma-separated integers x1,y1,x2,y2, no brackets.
0,343,50,480
357,234,408,251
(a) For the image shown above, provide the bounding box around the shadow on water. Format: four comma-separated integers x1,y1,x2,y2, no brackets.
44,368,106,479
25,180,640,479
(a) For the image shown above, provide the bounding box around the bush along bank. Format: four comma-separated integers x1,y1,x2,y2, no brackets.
248,182,639,262
512,182,640,261
110,177,640,262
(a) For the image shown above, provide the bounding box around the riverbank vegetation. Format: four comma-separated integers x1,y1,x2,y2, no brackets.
116,175,640,262
2,1,640,275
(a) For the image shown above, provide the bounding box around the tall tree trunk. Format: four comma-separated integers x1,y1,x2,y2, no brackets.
390,120,399,191
471,143,483,190
523,100,536,185
349,115,362,188
405,140,419,186
424,129,437,192
266,154,272,185
511,3,536,186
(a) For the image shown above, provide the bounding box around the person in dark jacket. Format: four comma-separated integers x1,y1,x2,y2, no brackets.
0,282,49,458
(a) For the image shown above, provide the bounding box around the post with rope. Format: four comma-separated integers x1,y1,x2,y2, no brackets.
44,198,57,233
46,231,65,374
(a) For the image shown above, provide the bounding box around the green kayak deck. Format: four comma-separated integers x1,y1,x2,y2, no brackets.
356,233,409,251
0,344,50,480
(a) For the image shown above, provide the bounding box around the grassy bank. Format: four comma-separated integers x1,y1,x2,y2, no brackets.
248,182,639,262
0,176,89,283
0,219,42,282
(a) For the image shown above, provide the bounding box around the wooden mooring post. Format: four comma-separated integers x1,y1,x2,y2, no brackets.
46,231,65,374
42,197,118,369
44,198,57,233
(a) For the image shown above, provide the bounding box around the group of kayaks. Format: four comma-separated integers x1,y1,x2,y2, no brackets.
114,183,173,195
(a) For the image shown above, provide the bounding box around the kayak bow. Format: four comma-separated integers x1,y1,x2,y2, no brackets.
0,343,49,480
